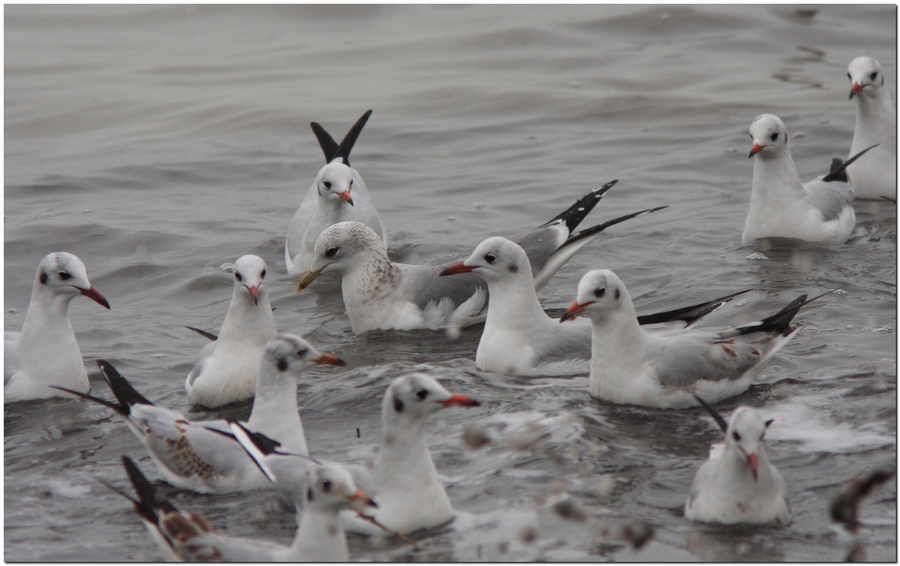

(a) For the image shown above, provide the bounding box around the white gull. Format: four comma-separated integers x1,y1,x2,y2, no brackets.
285,109,387,275
115,455,374,562
441,236,749,376
743,113,875,244
846,56,896,200
5,252,110,402
297,181,664,333
562,269,826,409
185,255,277,408
685,396,791,526
57,334,344,494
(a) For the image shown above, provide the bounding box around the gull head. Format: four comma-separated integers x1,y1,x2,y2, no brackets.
36,252,110,309
561,269,630,324
262,334,345,380
848,56,885,100
305,464,376,513
748,114,790,159
232,254,268,306
441,236,532,284
724,407,773,483
316,160,355,206
382,372,480,426
298,221,386,290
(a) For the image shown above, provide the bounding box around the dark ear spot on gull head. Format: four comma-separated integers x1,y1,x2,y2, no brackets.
307,487,314,502
276,355,289,372
615,288,621,300
508,263,518,273
39,271,48,285
765,419,774,428
393,397,404,413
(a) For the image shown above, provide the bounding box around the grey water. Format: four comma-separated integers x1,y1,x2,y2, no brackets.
4,5,896,562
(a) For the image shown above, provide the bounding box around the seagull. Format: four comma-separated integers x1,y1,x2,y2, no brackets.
5,252,110,402
343,372,480,535
285,109,387,275
113,455,374,562
440,236,749,375
743,113,876,244
56,334,345,494
684,396,791,526
561,269,827,409
846,56,896,200
297,181,665,333
185,255,278,408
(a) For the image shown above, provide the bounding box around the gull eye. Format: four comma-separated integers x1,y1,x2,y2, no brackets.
297,348,307,358
593,287,606,298
349,180,354,187
416,389,428,401
484,253,497,265
324,180,332,189
870,71,878,81
847,72,852,80
770,132,778,142
235,272,243,282
58,271,72,281
325,246,340,258
322,479,332,493
732,431,742,442
261,268,267,279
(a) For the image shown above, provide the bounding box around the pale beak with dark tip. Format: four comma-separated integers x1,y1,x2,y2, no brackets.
560,300,592,323
316,353,346,367
849,82,865,99
440,393,480,408
247,285,259,306
79,286,111,309
349,490,377,509
439,262,477,277
297,267,325,291
748,143,764,158
339,191,354,206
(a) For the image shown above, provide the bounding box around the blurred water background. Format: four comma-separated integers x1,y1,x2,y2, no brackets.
4,4,896,562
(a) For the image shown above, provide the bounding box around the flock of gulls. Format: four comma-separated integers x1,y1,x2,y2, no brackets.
4,56,896,560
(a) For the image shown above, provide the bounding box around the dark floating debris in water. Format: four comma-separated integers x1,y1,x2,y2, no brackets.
830,468,895,532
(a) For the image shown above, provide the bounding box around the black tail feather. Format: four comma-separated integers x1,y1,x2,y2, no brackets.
564,205,667,248
693,395,729,433
185,326,218,341
312,109,373,166
538,180,618,234
637,289,752,327
97,360,154,411
822,144,879,183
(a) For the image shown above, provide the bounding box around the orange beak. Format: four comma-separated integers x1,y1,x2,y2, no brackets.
78,286,111,309
246,285,259,305
440,394,481,408
849,82,865,99
348,489,377,508
440,262,476,276
338,191,354,206
560,300,592,323
315,353,346,367
746,452,758,482
748,143,764,158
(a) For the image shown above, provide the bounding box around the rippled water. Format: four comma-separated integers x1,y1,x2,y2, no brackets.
4,5,896,562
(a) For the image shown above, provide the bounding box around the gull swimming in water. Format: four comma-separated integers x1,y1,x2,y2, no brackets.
285,109,387,275
441,236,749,375
297,181,664,333
5,252,110,402
57,334,344,494
113,455,374,561
185,255,277,408
846,56,896,200
685,396,791,526
743,113,875,244
562,269,827,409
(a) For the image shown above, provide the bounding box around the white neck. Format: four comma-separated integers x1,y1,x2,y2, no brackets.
246,372,307,455
286,503,348,562
482,274,548,333
374,416,439,490
588,306,648,398
217,288,277,344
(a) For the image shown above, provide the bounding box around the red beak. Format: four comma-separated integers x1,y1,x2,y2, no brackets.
78,286,111,309
440,262,477,277
247,285,259,305
746,452,758,482
560,300,591,323
748,143,764,158
849,82,864,99
440,393,480,408
315,352,346,367
338,191,354,206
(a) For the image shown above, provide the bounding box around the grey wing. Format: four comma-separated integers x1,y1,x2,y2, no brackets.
346,172,387,244
185,340,217,389
803,179,854,222
648,332,765,387
405,263,488,312
4,331,20,383
510,223,568,277
285,183,320,263
530,319,593,365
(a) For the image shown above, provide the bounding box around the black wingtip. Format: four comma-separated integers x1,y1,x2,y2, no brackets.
822,144,879,183
564,205,666,247
733,288,837,337
636,289,752,327
331,109,373,166
311,121,340,164
49,385,127,415
185,326,218,341
121,456,178,524
97,360,154,411
693,395,729,433
232,421,284,457
539,180,619,234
